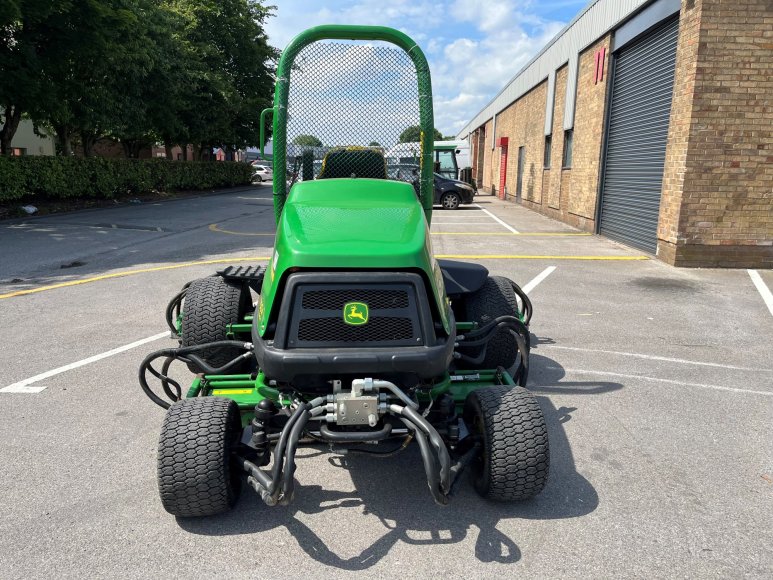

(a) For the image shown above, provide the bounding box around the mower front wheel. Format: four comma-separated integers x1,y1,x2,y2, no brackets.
464,385,549,501
157,397,242,517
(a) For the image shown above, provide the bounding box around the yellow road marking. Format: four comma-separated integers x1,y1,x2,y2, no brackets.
1,253,647,300
209,224,275,236
430,232,592,236
435,254,649,260
0,257,271,300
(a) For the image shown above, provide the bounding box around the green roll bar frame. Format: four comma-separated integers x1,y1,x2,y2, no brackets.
261,25,435,225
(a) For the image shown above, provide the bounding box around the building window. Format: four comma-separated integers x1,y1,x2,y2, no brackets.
562,129,573,168
544,135,552,168
11,147,26,156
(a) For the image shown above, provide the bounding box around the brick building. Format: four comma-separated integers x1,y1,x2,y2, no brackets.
458,0,771,268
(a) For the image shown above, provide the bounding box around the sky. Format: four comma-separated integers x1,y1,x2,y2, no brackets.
263,0,590,138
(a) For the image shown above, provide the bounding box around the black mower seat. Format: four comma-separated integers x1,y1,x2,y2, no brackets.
438,259,489,296
318,148,387,179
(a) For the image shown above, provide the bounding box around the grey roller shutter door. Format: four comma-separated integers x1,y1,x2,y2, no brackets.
599,17,678,254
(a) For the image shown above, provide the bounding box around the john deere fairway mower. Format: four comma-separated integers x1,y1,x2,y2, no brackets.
139,25,549,517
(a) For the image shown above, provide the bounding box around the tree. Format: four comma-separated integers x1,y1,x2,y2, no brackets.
293,134,322,147
0,1,65,155
399,125,443,143
164,0,276,159
368,141,381,147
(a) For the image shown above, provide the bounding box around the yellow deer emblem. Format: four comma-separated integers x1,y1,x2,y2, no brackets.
343,302,369,325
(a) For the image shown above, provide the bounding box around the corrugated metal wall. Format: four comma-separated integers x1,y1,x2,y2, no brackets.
598,16,679,253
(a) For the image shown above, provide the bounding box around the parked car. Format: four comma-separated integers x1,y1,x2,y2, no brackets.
252,164,273,182
387,164,475,210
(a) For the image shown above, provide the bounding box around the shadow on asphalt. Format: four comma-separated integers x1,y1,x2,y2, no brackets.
178,352,622,570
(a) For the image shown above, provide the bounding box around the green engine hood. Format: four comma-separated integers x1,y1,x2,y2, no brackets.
257,178,449,334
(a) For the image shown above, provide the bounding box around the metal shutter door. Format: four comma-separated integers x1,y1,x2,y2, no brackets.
599,17,679,253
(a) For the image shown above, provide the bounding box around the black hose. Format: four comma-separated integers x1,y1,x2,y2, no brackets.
160,356,181,401
401,406,451,494
267,403,308,495
280,408,311,502
343,434,414,457
397,418,447,506
164,282,190,334
138,341,254,409
318,423,393,442
510,280,533,325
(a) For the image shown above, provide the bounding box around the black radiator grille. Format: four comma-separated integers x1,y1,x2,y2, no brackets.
285,281,424,348
298,317,413,342
302,289,409,310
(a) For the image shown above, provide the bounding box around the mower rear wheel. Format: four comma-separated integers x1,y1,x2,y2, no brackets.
157,397,242,517
181,276,251,372
464,385,549,501
462,275,521,369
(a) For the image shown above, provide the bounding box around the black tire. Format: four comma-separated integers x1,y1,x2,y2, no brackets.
464,385,549,501
181,276,251,372
157,397,242,517
462,275,520,369
440,191,461,210
255,175,262,182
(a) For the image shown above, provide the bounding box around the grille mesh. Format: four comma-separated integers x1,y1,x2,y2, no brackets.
298,317,413,343
302,289,409,310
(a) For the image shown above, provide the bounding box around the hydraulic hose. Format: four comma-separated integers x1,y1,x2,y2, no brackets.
138,341,254,408
318,423,393,442
394,417,447,506
280,409,312,503
400,405,451,494
509,280,533,325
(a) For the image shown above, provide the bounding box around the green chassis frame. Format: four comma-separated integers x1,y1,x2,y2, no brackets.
186,318,521,427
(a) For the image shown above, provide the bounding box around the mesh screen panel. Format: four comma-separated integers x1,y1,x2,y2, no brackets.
285,41,421,185
302,289,409,310
298,317,414,343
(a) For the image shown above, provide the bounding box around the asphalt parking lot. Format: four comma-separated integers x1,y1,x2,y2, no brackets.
1,185,771,578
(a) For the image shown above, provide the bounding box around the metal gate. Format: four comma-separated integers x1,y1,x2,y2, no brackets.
598,16,679,253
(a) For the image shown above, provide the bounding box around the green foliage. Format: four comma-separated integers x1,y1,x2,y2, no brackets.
293,134,323,147
0,0,276,155
399,125,443,143
0,156,253,201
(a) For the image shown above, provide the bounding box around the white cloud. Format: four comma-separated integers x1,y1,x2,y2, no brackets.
265,0,571,137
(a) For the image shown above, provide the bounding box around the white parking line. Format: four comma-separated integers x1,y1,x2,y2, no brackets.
748,269,773,317
474,204,519,233
540,345,773,373
522,266,556,295
1,332,169,394
555,368,773,397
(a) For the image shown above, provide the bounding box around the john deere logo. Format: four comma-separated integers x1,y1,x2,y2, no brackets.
343,302,369,325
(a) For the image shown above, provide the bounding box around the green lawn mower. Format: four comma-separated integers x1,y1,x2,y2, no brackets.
139,25,549,517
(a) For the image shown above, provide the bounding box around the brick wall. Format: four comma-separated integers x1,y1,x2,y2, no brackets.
568,36,611,226
545,65,568,210
659,0,772,267
493,81,547,204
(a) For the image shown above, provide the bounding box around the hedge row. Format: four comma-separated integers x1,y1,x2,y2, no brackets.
0,156,254,201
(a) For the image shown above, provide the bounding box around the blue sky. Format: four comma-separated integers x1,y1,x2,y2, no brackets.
264,0,589,136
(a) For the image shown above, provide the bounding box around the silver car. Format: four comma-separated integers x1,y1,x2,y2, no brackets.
252,164,273,183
